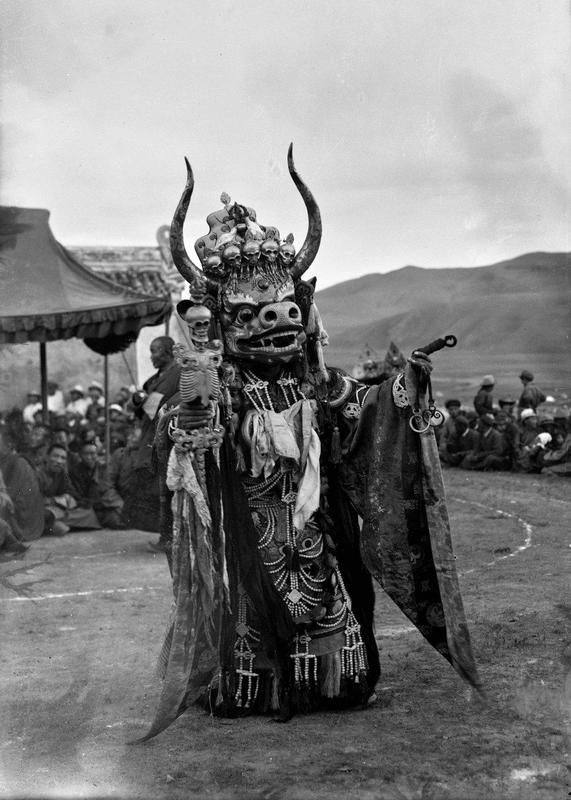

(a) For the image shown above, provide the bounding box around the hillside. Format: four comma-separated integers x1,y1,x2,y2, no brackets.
316,252,571,373
1,249,570,412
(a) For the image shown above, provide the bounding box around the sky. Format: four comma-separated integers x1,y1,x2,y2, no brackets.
2,0,570,289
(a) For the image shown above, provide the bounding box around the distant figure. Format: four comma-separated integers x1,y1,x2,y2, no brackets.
66,385,90,418
498,396,517,419
460,413,504,470
38,443,100,535
109,427,143,510
473,375,495,418
438,399,462,458
0,427,44,553
517,370,546,417
128,337,180,546
85,381,105,425
439,414,478,467
46,381,65,415
22,391,42,425
543,408,571,477
108,404,129,451
493,410,520,470
514,409,548,473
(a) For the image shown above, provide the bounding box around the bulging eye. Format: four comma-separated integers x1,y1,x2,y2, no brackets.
236,307,255,324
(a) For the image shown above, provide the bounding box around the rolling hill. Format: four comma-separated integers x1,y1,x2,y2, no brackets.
316,252,571,391
1,250,569,411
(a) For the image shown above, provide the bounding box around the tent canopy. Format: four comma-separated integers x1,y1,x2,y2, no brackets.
0,206,171,345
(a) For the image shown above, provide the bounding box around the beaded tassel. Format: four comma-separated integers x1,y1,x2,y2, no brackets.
233,592,260,708
290,633,317,685
341,610,367,683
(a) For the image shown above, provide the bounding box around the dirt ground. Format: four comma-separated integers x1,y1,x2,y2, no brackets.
1,468,570,800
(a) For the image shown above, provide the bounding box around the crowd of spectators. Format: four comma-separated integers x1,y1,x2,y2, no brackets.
437,370,571,476
0,336,182,559
1,356,569,561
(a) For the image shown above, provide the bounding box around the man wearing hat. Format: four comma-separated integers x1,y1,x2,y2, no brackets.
66,385,90,418
498,396,517,420
438,399,462,462
517,370,545,417
515,409,549,472
473,375,495,418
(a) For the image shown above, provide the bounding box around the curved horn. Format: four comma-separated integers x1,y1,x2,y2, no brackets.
288,143,322,279
169,157,204,284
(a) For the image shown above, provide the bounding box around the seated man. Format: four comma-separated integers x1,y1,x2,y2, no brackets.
0,427,44,555
69,441,125,529
439,414,479,467
460,413,504,470
38,443,100,534
109,426,142,522
514,409,547,473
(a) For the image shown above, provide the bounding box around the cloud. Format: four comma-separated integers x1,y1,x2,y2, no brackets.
448,71,571,248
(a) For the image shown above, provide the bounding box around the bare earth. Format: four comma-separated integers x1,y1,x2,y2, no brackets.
1,469,570,800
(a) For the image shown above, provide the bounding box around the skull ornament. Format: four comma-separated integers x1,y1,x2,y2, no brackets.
221,243,242,271
279,241,296,268
183,305,212,346
242,239,261,267
260,238,279,265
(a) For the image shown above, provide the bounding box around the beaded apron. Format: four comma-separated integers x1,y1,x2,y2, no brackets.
230,371,367,709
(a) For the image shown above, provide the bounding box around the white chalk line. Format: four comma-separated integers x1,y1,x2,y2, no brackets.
0,586,166,603
376,495,537,637
1,497,534,647
451,496,534,575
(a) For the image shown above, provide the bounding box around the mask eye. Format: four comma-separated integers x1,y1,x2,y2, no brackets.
236,307,255,324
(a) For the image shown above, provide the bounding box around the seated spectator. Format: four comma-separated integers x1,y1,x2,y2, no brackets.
439,414,479,467
498,396,517,419
542,411,571,476
85,381,105,425
66,385,90,418
0,426,44,555
51,423,71,452
69,441,125,529
460,413,504,470
114,386,133,410
492,410,520,470
514,409,547,473
22,391,42,425
38,444,100,534
24,421,52,469
108,404,129,451
109,426,143,513
473,375,495,418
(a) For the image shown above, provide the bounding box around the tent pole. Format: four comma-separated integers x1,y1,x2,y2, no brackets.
104,354,110,476
39,342,49,424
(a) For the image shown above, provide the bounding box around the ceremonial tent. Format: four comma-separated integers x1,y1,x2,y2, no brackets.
0,206,172,456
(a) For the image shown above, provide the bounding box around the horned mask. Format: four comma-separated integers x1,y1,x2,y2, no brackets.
169,145,324,368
